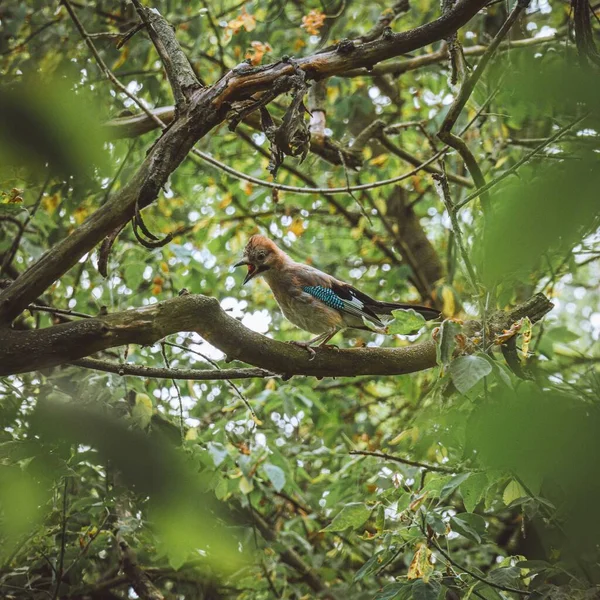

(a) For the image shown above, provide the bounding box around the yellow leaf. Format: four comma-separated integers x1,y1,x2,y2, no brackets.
111,46,129,71
441,285,456,317
301,9,326,35
495,155,509,169
185,428,198,441
226,7,256,34
219,193,233,209
245,40,272,66
370,153,388,167
239,476,254,494
42,193,60,214
520,317,532,364
389,426,419,445
407,543,434,582
289,217,305,237
503,479,526,506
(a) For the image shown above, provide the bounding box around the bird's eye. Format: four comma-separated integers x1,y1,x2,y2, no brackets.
257,251,266,261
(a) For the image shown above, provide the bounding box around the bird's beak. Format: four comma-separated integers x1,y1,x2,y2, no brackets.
233,258,258,285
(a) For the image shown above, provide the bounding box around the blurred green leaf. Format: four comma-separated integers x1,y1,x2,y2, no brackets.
323,502,372,532
460,472,488,512
263,462,285,492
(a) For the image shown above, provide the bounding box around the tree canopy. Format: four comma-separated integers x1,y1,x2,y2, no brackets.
1,0,600,599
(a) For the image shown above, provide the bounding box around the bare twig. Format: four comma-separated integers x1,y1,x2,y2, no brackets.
349,450,457,473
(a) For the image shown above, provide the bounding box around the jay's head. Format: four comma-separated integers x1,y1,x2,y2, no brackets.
234,235,282,284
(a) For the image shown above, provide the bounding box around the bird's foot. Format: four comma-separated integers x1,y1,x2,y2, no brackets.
319,343,340,351
288,340,317,361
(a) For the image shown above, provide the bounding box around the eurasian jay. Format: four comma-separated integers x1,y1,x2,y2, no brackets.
234,235,440,355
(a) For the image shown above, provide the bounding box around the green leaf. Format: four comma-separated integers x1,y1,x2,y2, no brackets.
460,472,489,512
207,442,228,467
373,582,413,600
323,502,371,532
389,309,426,335
355,547,396,582
450,513,487,543
412,579,442,600
449,355,492,394
132,393,153,429
263,463,285,492
436,319,462,368
503,479,527,506
440,472,471,500
488,566,521,587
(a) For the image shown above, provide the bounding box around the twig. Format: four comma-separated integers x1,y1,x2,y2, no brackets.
1,172,51,276
455,115,589,210
349,450,457,473
71,357,277,381
60,0,165,130
192,145,448,194
163,340,259,419
433,165,479,293
438,0,530,217
52,478,69,600
431,538,529,595
27,304,93,319
160,343,185,441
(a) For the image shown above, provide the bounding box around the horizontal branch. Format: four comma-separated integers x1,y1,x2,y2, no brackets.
0,292,553,378
0,0,489,324
103,107,363,170
340,29,565,78
349,450,457,473
72,357,275,381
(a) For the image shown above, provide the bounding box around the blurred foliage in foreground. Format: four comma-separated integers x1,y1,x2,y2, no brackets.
1,0,600,599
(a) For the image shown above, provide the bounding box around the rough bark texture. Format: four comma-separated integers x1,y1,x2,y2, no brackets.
386,186,445,288
0,0,488,326
0,293,553,378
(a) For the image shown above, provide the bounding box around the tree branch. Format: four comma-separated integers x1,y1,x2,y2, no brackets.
130,0,201,107
0,0,489,324
0,292,553,378
72,357,275,381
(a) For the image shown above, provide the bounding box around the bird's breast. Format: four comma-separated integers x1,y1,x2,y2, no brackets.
264,272,342,334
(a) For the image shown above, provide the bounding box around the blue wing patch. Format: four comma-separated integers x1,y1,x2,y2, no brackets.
302,286,345,310
302,285,385,328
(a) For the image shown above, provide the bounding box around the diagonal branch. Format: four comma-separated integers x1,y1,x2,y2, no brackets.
0,292,553,378
0,0,489,325
130,0,201,107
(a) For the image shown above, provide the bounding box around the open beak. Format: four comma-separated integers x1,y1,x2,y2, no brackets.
233,258,258,285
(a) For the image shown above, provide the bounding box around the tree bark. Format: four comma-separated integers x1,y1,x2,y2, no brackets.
0,293,553,378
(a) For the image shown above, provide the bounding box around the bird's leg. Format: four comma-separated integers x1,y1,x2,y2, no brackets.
288,330,334,360
317,329,340,349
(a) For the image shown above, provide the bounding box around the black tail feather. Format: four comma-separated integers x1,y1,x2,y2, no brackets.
374,302,440,321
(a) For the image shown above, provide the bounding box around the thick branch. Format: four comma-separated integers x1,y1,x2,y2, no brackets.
130,0,200,107
0,292,553,377
0,0,488,324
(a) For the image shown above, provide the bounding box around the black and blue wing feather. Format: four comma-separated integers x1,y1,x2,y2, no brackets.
303,282,440,329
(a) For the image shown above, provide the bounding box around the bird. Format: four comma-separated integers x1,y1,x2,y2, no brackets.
233,235,440,357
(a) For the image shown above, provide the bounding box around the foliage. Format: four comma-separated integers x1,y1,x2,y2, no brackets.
1,0,600,599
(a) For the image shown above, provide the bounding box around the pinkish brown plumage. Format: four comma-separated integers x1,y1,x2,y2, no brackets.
234,235,439,355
